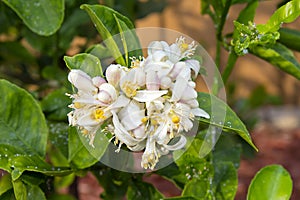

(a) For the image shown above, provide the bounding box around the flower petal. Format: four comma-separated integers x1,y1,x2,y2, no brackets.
185,59,200,78
170,76,188,102
146,70,160,90
112,112,142,145
133,90,168,102
192,107,210,118
163,135,187,151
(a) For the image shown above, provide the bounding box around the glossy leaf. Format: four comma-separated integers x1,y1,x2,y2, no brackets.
247,165,292,200
2,0,64,36
213,162,237,200
0,145,72,181
48,122,69,162
80,4,126,66
278,28,300,52
41,88,71,121
197,92,258,151
0,189,15,200
232,21,279,56
0,79,48,157
127,181,164,200
251,42,300,80
182,178,209,199
86,44,112,59
12,179,46,200
0,174,12,196
164,197,197,200
213,135,242,169
257,0,300,33
173,138,211,186
112,13,143,62
12,179,26,200
64,53,103,77
92,168,131,200
54,173,75,190
80,4,142,66
68,127,109,169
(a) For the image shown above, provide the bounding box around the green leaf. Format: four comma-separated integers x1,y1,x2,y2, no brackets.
127,181,164,200
236,0,258,26
0,174,12,196
112,13,143,63
213,135,242,169
86,44,112,59
173,138,211,187
0,145,72,180
182,178,209,199
12,179,26,200
213,162,237,200
12,179,46,200
250,42,300,80
68,127,109,169
278,28,300,52
2,0,64,36
64,53,103,77
0,79,48,157
164,197,197,200
0,189,15,200
80,4,126,66
41,88,71,121
54,173,75,189
232,21,279,56
197,92,257,151
257,0,300,33
80,4,142,66
48,122,69,162
26,184,46,200
92,168,131,200
247,165,293,200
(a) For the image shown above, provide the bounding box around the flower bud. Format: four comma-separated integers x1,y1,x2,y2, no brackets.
169,62,184,79
92,76,106,87
68,70,96,93
106,64,123,87
146,70,160,90
98,83,117,104
160,76,172,89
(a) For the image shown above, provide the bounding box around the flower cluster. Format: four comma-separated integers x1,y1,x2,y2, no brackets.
67,37,210,170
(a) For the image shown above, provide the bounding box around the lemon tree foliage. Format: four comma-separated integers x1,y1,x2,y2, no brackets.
0,1,297,199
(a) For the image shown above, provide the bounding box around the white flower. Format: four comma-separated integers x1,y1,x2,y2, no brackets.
67,37,210,170
67,69,127,146
147,36,196,64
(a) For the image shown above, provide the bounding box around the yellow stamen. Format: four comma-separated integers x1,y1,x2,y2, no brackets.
180,43,189,51
141,117,148,123
172,115,180,124
122,81,137,97
131,60,140,68
82,129,89,135
93,108,105,120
